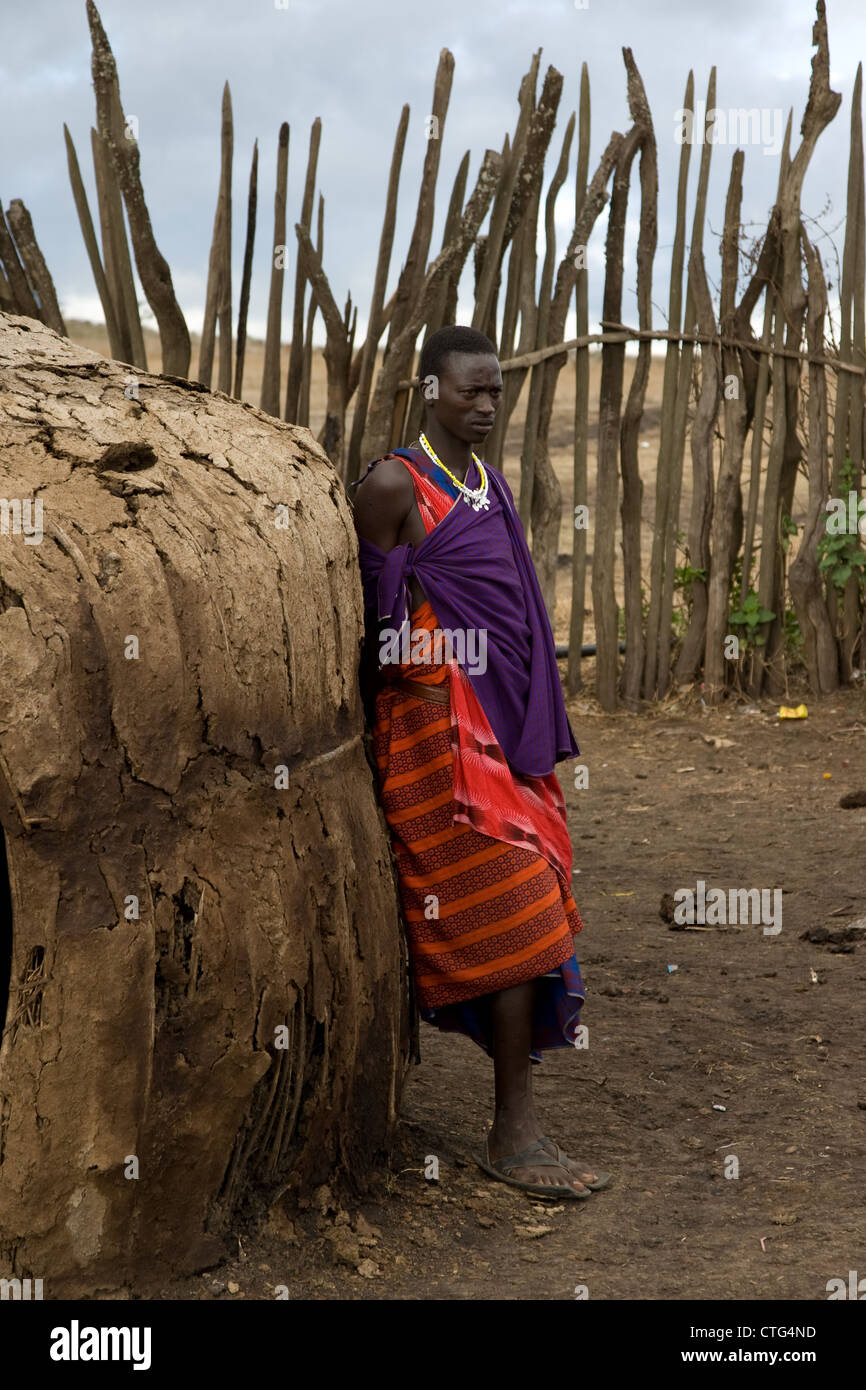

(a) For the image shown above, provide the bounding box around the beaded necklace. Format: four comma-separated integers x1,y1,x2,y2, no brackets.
418,432,491,511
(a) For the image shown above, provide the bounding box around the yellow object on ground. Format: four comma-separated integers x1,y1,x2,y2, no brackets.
778,704,808,719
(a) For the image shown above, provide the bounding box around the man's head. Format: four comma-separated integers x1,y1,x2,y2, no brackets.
417,325,502,446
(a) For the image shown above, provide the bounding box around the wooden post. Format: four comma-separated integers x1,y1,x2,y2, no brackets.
284,119,320,423
831,64,861,496
753,4,840,693
234,140,258,401
592,118,643,711
485,58,560,483
789,233,840,692
851,70,866,667
405,148,472,447
64,123,123,360
87,0,189,377
298,193,323,429
0,208,40,321
362,148,504,462
385,50,454,351
643,71,692,700
91,126,133,364
217,84,234,396
294,224,350,469
4,201,66,335
527,128,623,691
199,84,234,390
260,122,289,417
521,108,573,613
657,279,696,699
568,63,591,696
702,151,747,703
484,184,526,471
741,281,776,602
0,261,14,313
672,68,718,687
618,52,657,710
842,67,865,674
472,60,546,335
474,53,542,347
346,106,409,482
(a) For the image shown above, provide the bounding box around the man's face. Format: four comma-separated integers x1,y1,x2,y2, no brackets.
423,351,502,444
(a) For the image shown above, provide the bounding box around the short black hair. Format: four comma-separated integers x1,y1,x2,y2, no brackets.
417,324,498,387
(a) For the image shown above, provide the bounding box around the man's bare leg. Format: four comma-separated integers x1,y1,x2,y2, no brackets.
486,979,597,1192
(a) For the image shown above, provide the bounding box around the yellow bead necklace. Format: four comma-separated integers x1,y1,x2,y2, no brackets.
418,433,491,511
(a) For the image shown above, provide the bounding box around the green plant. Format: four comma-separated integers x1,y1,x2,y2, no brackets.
783,601,803,655
728,589,775,648
778,515,804,658
672,563,706,636
817,457,866,592
728,553,744,612
673,560,707,593
818,532,866,590
671,531,706,641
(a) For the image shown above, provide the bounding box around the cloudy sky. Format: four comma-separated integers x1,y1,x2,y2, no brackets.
1,0,862,346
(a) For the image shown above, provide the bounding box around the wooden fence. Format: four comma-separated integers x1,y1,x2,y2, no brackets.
1,0,863,711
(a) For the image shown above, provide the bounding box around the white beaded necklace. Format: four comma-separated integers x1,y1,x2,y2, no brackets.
418,432,491,511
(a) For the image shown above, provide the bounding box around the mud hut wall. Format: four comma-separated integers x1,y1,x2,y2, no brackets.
0,315,406,1293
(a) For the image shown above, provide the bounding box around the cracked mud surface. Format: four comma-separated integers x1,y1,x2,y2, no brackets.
0,315,408,1294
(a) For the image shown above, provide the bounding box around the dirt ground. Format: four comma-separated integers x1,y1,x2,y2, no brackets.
62,325,864,1301
150,679,866,1302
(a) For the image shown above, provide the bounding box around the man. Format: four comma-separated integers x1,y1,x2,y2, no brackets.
349,324,609,1197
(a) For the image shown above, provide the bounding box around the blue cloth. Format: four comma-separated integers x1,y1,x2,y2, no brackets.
391,446,464,502
423,953,586,1062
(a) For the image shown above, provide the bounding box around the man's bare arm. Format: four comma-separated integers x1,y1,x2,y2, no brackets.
350,456,415,551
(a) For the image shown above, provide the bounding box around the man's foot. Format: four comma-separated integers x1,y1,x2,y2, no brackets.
538,1136,612,1190
538,1136,599,1186
487,1125,590,1194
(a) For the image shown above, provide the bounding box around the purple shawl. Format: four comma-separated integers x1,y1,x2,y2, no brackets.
352,452,579,777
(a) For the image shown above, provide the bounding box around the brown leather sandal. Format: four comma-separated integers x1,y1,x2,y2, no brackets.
475,1137,592,1199
537,1135,613,1191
